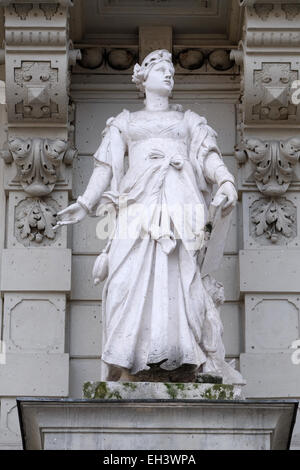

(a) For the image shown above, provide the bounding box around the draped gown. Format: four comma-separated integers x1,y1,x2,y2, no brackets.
91,107,242,383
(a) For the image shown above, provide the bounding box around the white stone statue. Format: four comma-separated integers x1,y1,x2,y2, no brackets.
56,50,244,384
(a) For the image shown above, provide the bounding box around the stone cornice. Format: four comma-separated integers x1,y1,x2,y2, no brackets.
0,0,73,6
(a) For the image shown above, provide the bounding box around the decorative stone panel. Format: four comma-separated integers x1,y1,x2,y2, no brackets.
3,293,66,353
2,1,80,131
244,294,300,353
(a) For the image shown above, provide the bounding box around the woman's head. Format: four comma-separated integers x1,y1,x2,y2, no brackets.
132,49,174,95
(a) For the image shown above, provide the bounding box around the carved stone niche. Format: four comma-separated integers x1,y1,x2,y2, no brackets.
235,137,300,196
1,137,77,196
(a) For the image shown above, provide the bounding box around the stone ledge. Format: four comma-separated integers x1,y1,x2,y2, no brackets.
83,381,243,400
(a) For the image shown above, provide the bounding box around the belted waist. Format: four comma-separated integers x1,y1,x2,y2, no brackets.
147,149,187,170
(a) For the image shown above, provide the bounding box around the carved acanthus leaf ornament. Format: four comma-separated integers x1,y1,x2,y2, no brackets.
1,137,76,196
236,137,300,196
251,197,296,245
15,197,59,245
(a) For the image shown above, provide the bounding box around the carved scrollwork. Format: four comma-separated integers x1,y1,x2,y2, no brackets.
250,196,297,245
15,197,59,246
1,137,77,196
236,137,300,196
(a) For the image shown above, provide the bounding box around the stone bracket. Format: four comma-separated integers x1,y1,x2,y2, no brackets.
0,137,76,196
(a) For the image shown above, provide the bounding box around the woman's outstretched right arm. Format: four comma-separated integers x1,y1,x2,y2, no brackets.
54,112,127,228
54,164,112,228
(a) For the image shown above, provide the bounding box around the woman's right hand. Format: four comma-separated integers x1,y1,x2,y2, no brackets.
53,202,87,230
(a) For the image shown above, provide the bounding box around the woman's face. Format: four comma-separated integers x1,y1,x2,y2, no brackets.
143,61,174,96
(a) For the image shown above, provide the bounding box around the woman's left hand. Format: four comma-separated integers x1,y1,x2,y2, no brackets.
214,181,238,217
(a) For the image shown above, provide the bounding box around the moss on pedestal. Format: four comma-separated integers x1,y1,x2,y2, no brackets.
83,381,241,400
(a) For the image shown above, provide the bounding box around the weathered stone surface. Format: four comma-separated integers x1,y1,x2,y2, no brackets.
240,249,300,293
241,352,300,398
82,381,243,400
18,398,298,450
1,248,71,292
0,353,69,396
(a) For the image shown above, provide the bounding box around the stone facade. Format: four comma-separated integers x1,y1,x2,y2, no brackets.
0,0,300,450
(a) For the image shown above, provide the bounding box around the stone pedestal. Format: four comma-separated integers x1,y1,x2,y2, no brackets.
17,388,298,450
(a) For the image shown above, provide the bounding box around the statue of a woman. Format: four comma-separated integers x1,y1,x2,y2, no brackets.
56,50,243,384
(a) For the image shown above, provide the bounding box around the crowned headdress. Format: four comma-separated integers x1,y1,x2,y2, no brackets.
132,49,174,92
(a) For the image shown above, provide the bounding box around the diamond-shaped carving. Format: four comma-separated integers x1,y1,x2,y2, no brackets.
252,63,298,121
14,61,59,120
